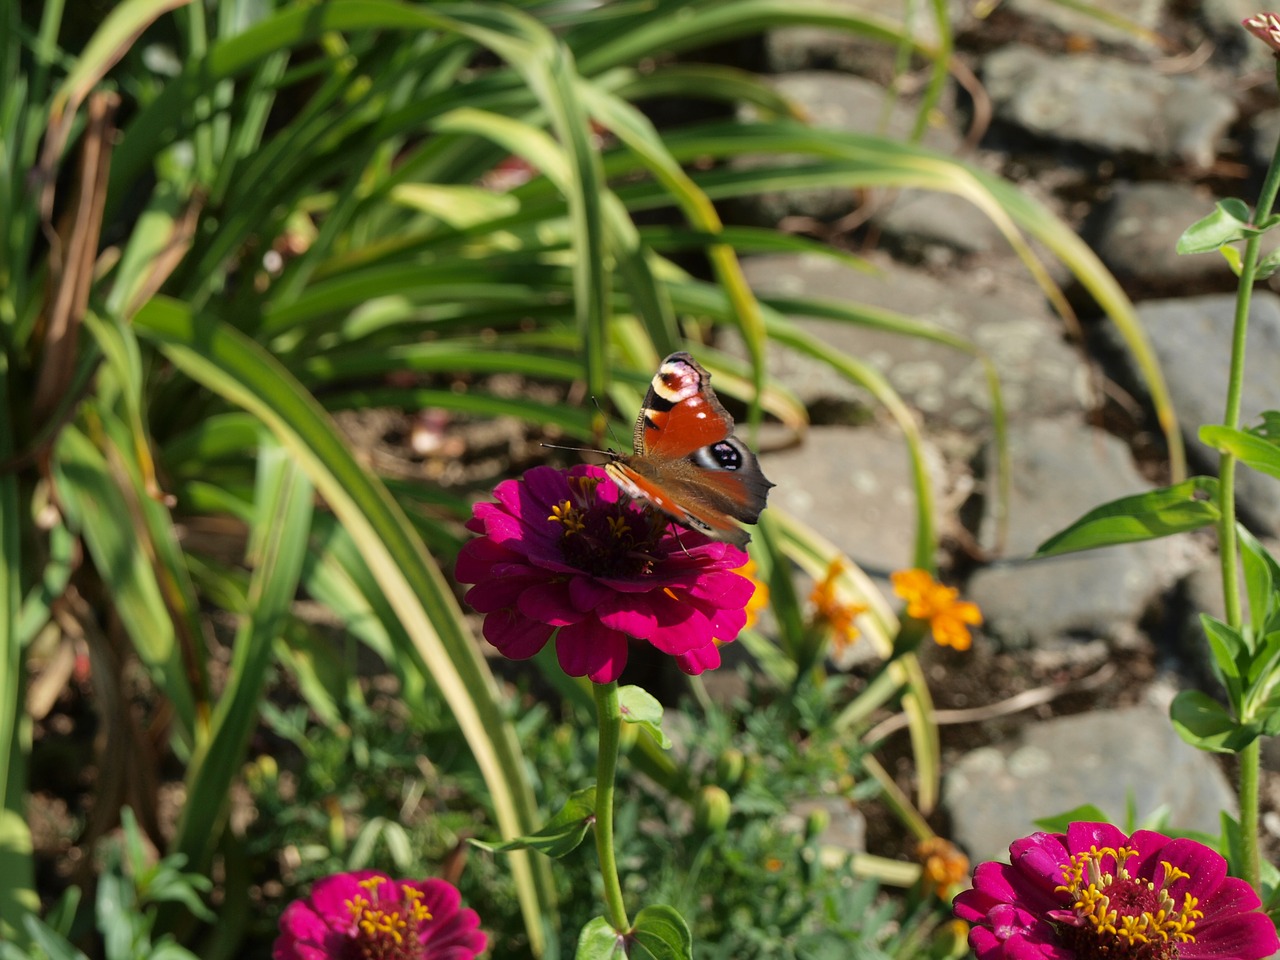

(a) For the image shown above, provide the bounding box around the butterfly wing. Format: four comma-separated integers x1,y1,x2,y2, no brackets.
632,352,735,458
606,353,773,545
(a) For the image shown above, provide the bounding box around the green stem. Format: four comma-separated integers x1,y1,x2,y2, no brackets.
1239,739,1261,889
1216,123,1280,893
592,681,630,932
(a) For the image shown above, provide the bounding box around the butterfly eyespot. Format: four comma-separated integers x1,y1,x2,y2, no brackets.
708,441,743,470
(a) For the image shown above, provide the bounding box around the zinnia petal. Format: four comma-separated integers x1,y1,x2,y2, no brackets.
555,619,630,682
518,581,586,627
675,641,721,675
482,609,554,659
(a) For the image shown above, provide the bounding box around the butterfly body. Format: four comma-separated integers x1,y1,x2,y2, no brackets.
604,352,773,546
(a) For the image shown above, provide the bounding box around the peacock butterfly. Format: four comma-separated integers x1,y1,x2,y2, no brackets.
604,352,774,547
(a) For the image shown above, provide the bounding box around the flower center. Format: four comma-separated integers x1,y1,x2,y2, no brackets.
546,478,669,578
1051,846,1201,960
343,877,433,960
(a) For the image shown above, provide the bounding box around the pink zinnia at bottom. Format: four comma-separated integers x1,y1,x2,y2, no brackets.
273,869,486,960
953,822,1280,960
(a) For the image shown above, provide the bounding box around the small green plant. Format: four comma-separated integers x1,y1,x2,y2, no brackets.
0,808,210,960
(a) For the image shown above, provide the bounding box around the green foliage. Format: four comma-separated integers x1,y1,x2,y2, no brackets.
0,0,1185,952
473,788,599,859
238,667,954,956
1034,477,1222,557
0,809,209,960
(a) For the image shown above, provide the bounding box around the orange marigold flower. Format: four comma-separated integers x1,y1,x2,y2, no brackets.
890,568,981,651
916,837,970,898
809,558,868,653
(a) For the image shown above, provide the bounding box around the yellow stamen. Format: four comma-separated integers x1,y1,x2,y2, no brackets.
548,500,586,535
1053,845,1202,947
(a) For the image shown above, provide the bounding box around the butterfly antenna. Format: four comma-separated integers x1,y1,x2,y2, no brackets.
540,441,613,458
591,396,624,452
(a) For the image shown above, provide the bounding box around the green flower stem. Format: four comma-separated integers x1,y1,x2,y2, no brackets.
592,680,631,933
1217,122,1280,893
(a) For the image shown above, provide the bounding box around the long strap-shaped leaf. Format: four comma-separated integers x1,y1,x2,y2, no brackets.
0,357,38,945
54,425,200,740
173,439,313,872
133,296,554,955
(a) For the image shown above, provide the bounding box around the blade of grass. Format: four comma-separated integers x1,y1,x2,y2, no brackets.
0,358,37,944
52,423,199,743
133,295,555,955
172,439,313,871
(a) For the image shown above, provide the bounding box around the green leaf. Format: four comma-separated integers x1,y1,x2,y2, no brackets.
1200,614,1245,705
575,917,625,960
1237,525,1280,638
1176,199,1255,254
19,914,87,960
570,907,692,960
389,183,520,229
0,359,36,944
173,439,313,872
1032,805,1114,833
1201,425,1280,481
1246,631,1280,690
630,905,693,960
1169,690,1255,753
617,685,671,749
1219,244,1244,277
1035,478,1220,557
1254,246,1280,280
1254,411,1280,441
52,425,198,740
471,787,597,859
1259,685,1280,736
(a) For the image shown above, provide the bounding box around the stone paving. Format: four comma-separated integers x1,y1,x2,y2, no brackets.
735,0,1279,858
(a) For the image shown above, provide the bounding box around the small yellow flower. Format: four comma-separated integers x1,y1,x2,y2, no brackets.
916,837,970,898
810,558,868,653
891,568,982,651
737,557,769,631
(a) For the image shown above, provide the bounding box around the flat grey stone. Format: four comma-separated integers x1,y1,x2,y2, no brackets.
944,705,1237,866
1081,181,1223,295
764,0,953,79
875,188,1009,257
1129,295,1280,534
738,254,1090,433
759,424,937,582
1005,0,1166,48
1248,108,1280,174
730,73,962,226
983,45,1237,168
966,419,1195,649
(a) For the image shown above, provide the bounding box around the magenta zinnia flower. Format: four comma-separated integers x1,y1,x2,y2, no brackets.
455,465,755,682
954,822,1280,960
273,870,486,960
